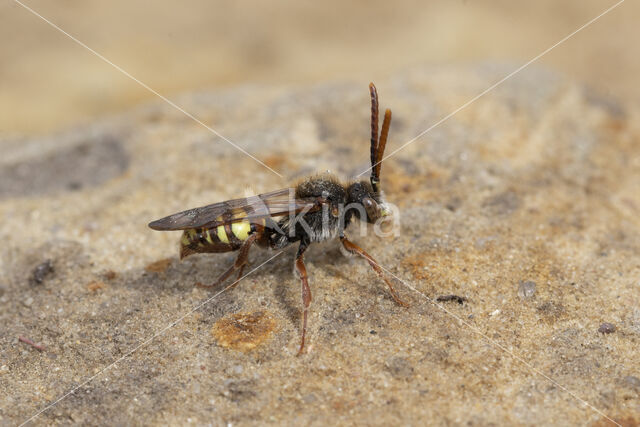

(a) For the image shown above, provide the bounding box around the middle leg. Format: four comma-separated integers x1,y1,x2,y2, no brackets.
294,239,311,356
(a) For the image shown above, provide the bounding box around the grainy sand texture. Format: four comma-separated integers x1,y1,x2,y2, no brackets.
1,66,639,425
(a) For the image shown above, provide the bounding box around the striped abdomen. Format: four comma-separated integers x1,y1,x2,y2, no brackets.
179,219,258,259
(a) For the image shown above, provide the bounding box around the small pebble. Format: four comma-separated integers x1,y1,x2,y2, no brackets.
598,322,616,334
385,356,414,379
22,297,34,307
622,375,640,389
517,280,536,299
302,393,317,403
31,260,54,285
622,375,640,391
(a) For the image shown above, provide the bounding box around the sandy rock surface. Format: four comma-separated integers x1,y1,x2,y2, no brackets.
1,66,639,425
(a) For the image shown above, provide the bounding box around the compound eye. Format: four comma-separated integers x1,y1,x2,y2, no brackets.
363,197,379,220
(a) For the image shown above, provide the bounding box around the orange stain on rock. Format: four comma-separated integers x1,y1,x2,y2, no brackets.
144,258,172,273
212,311,277,352
103,270,117,280
87,281,106,292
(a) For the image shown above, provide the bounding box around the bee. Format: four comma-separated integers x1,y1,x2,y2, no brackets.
149,83,407,355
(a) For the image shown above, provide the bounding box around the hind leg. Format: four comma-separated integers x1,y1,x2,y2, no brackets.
294,239,312,356
197,234,257,289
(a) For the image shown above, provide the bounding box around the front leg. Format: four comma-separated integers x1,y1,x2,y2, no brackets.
340,236,408,307
294,239,312,356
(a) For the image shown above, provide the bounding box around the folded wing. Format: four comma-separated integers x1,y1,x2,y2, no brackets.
148,188,322,230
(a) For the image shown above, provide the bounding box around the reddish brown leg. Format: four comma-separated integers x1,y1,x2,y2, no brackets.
197,234,257,289
340,236,408,307
235,263,246,282
294,240,312,356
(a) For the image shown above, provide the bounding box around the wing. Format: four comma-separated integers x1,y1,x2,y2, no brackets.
148,188,323,231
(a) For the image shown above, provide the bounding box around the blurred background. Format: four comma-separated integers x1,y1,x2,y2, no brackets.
1,0,637,137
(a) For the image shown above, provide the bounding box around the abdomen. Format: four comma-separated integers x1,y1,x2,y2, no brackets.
180,221,253,259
